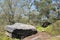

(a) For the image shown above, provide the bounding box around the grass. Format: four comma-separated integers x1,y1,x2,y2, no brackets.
47,36,60,40
0,20,60,40
36,25,59,35
0,23,13,40
36,25,60,40
36,25,52,32
36,20,60,35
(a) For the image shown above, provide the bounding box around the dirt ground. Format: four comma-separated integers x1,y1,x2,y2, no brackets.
23,31,52,40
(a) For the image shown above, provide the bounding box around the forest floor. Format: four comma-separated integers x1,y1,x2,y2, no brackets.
0,20,60,40
23,31,60,40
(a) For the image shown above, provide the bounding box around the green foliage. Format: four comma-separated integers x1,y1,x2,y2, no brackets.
36,20,60,35
0,24,11,40
0,36,12,40
34,0,60,24
0,0,60,40
36,25,52,32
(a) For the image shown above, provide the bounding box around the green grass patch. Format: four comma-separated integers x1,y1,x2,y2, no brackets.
36,25,58,35
36,25,52,32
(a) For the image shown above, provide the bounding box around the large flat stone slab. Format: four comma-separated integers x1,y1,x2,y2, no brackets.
5,23,37,39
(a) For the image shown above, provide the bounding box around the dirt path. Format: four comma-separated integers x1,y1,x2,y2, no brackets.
23,31,51,40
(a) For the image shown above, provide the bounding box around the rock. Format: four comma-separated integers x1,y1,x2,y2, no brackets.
41,22,51,28
5,32,12,37
5,23,37,39
5,23,36,32
12,29,37,39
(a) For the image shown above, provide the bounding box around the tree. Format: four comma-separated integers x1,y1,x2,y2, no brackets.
1,0,18,24
34,0,60,25
0,0,35,25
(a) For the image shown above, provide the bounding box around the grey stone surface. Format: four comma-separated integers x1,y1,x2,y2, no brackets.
5,23,36,33
5,23,37,39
